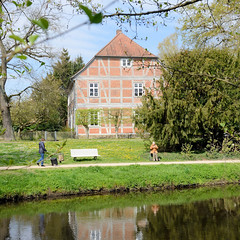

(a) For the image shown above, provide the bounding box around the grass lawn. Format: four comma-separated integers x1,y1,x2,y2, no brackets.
0,138,240,167
1,163,240,200
1,138,240,201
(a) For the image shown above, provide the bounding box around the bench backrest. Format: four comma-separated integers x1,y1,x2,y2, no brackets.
71,149,99,157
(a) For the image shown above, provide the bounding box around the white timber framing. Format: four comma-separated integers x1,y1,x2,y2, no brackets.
72,57,160,136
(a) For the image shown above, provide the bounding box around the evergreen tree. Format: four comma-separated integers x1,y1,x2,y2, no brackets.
134,48,240,151
52,49,85,126
53,49,72,91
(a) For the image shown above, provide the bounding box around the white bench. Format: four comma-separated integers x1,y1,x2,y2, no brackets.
70,149,100,160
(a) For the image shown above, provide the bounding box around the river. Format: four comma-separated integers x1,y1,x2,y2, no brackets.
0,185,240,240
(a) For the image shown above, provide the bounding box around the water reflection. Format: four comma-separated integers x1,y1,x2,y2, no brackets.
1,185,240,240
136,199,240,240
0,213,74,240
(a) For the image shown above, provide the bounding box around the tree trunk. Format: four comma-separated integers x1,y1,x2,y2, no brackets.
115,126,119,139
0,90,15,141
85,126,89,139
0,31,15,141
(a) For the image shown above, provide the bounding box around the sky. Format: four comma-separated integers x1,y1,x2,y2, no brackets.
6,0,180,94
49,7,179,64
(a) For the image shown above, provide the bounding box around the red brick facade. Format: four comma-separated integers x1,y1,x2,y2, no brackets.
68,30,161,137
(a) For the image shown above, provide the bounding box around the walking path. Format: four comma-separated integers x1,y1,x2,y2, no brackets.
1,159,240,170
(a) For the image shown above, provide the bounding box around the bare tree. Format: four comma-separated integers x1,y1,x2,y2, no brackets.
108,108,123,139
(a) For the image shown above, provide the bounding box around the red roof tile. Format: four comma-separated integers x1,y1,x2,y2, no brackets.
95,30,157,58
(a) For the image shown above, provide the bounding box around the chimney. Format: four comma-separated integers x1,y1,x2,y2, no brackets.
116,29,122,35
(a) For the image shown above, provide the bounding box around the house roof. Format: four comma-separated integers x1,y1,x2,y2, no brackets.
95,30,157,58
70,30,158,81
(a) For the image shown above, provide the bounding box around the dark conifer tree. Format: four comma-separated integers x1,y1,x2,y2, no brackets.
134,48,240,151
52,49,85,126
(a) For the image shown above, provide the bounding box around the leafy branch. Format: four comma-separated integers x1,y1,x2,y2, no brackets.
4,0,204,59
47,140,67,159
104,0,202,18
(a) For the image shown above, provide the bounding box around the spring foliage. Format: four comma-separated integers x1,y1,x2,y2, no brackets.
180,0,240,49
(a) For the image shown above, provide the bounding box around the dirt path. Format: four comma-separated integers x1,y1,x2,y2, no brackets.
1,159,240,170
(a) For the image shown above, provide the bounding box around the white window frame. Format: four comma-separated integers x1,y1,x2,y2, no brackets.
90,229,101,240
89,111,99,126
134,83,144,97
89,83,99,97
121,58,132,68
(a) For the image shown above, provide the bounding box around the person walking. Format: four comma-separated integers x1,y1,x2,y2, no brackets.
37,138,47,167
150,142,158,161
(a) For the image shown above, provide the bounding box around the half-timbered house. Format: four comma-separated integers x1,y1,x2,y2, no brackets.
68,30,161,137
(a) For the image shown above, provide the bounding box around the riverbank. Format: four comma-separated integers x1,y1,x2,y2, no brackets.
1,163,240,203
1,184,240,218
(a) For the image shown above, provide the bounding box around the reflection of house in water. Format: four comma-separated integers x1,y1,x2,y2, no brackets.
68,207,143,240
2,194,240,239
0,205,151,240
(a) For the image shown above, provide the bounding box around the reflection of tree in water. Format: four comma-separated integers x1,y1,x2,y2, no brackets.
0,218,10,239
136,197,240,240
41,213,75,240
0,212,75,240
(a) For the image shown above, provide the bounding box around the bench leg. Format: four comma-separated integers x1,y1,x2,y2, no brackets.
94,156,97,160
73,157,76,161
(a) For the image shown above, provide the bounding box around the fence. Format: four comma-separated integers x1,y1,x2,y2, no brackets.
0,130,140,141
15,131,75,141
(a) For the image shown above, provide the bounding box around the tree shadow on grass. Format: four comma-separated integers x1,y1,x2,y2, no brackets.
72,157,101,162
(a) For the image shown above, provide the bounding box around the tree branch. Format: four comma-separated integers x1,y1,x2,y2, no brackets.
0,0,12,22
8,86,39,100
30,0,202,48
160,61,239,87
206,0,224,33
104,0,202,18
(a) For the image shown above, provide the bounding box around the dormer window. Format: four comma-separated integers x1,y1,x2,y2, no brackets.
121,58,132,68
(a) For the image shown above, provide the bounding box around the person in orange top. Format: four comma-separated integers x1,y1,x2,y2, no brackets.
150,141,158,161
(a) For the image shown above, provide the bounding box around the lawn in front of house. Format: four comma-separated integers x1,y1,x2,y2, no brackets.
1,138,240,167
0,139,146,166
